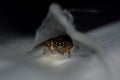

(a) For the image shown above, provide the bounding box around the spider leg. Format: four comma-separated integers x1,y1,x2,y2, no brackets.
68,49,71,58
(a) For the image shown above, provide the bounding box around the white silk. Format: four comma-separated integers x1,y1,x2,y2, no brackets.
0,3,120,80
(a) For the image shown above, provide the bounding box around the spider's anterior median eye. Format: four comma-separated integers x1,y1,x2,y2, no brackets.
58,42,64,46
59,42,61,45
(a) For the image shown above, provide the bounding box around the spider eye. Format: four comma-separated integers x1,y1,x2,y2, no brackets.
59,42,61,44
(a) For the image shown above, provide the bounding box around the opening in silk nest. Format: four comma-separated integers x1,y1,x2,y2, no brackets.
27,3,105,67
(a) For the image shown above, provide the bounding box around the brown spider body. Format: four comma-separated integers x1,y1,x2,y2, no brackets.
44,35,73,58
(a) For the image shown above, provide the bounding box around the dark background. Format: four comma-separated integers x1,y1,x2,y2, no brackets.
0,1,120,35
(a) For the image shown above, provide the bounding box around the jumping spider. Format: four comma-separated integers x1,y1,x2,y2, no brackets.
43,35,73,58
